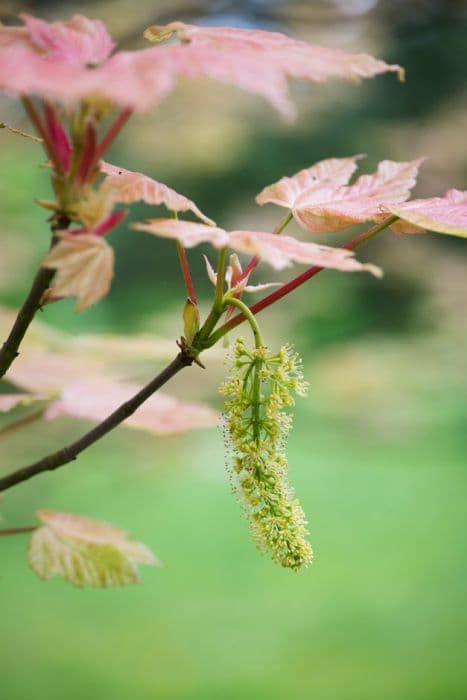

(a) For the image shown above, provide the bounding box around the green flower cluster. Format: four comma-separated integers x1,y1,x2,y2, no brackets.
220,337,313,571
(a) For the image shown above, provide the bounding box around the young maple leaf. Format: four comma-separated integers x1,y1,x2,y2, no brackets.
100,161,215,225
389,189,467,238
29,510,158,587
20,13,115,67
256,155,364,209
44,377,219,434
133,219,230,248
0,13,402,117
43,232,114,311
4,346,218,436
133,218,381,276
257,158,424,233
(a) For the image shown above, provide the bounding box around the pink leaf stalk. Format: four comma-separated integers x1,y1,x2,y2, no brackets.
43,101,72,173
92,210,127,236
76,119,98,184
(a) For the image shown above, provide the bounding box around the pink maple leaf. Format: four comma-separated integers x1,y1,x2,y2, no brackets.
100,162,215,225
134,218,381,276
256,155,364,209
44,378,218,435
274,158,424,233
0,14,402,117
389,189,467,238
20,13,115,67
5,348,218,436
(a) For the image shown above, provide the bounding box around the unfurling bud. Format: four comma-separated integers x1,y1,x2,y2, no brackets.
182,298,199,345
220,337,312,571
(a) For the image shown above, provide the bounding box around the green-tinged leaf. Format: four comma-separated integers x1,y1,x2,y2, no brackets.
28,510,159,588
43,233,114,312
389,189,467,238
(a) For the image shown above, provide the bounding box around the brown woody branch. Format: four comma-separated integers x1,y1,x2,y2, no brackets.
0,214,69,380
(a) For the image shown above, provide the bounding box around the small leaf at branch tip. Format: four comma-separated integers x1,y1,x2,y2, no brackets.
29,510,159,588
43,233,114,312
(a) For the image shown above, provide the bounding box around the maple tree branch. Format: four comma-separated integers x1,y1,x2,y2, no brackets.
0,214,70,380
0,350,194,493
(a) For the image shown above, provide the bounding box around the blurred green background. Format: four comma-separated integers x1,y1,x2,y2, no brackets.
1,1,467,699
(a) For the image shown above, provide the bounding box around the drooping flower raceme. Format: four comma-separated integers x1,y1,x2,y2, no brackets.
220,337,312,571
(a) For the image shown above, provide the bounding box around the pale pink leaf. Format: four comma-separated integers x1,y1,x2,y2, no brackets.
43,233,114,311
256,155,364,209
389,189,467,238
294,159,424,233
20,13,115,67
135,218,380,275
101,162,215,225
44,378,219,435
228,230,382,276
133,218,230,248
145,23,403,118
69,334,177,363
5,348,218,436
5,348,104,395
29,509,158,587
0,15,402,116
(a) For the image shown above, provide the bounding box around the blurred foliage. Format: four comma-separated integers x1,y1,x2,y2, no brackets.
0,1,466,699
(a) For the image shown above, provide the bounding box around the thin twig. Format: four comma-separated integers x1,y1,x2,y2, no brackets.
0,214,70,380
0,526,37,536
0,351,193,493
